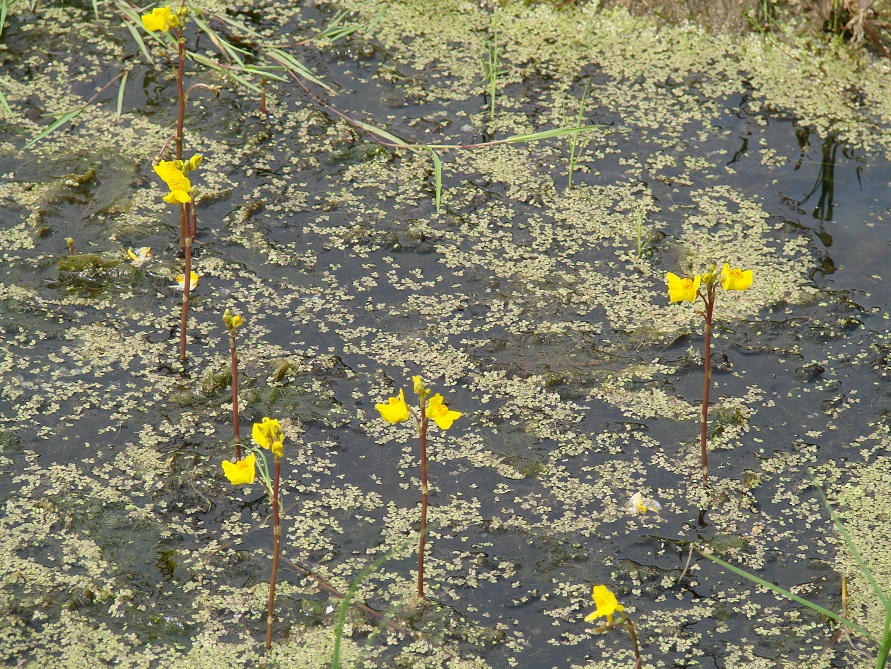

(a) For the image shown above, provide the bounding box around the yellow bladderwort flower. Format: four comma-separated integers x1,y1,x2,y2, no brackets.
426,393,461,430
222,308,244,330
666,272,701,303
222,453,256,485
153,161,192,204
376,389,410,424
584,585,625,624
127,246,153,267
184,154,203,173
412,375,430,399
172,271,199,291
253,417,284,458
720,264,753,291
141,5,183,31
628,492,662,515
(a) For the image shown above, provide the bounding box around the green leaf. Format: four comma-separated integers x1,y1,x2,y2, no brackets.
116,71,128,118
24,108,84,150
430,149,442,212
700,549,877,643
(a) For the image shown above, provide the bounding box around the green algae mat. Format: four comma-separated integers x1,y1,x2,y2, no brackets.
2,1,891,667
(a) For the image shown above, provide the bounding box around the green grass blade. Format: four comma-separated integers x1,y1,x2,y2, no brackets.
0,0,7,38
822,492,889,607
192,13,247,65
24,108,84,150
700,549,877,643
266,48,332,91
91,0,98,20
116,71,128,118
504,124,604,144
0,78,13,118
188,52,260,92
876,608,891,669
348,117,406,146
430,148,442,212
331,547,403,669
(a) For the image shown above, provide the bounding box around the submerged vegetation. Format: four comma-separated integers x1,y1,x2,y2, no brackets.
1,0,891,667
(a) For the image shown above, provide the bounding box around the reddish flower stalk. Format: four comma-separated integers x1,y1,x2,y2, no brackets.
180,216,192,366
265,457,281,650
417,393,429,600
699,282,717,487
230,330,241,461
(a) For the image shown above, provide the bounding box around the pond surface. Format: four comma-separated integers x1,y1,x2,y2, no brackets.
1,1,891,668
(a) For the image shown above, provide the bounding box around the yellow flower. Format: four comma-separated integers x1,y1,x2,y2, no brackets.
628,492,662,515
127,246,153,267
253,417,284,458
412,375,429,398
223,308,244,330
720,264,753,291
222,453,256,485
426,393,461,430
184,154,203,173
172,271,199,291
153,161,192,204
666,272,701,303
376,389,410,424
584,585,625,624
141,6,181,31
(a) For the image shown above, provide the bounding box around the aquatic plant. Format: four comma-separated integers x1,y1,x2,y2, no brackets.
376,376,461,600
480,10,507,123
223,308,246,461
221,416,287,650
666,264,752,486
564,80,591,190
584,585,644,668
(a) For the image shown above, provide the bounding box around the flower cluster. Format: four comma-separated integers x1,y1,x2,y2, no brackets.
375,375,461,430
253,416,285,458
222,308,244,330
141,5,186,32
221,417,285,485
666,264,752,303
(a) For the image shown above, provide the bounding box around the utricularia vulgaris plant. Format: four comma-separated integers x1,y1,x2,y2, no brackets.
142,4,218,365
584,585,644,668
666,263,753,486
222,417,286,650
376,376,461,600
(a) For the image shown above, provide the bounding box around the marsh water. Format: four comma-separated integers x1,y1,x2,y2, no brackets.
1,1,891,668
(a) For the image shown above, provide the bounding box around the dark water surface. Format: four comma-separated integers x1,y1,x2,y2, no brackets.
0,2,889,668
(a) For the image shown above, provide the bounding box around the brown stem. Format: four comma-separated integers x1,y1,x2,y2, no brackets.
190,198,198,239
417,396,429,601
265,458,282,650
179,221,192,366
624,618,644,669
175,29,186,162
230,329,241,460
260,76,267,115
699,286,716,487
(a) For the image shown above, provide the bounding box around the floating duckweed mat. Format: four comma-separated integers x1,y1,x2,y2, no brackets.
1,0,891,667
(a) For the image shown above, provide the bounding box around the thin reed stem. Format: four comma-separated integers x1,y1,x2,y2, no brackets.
265,458,282,650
